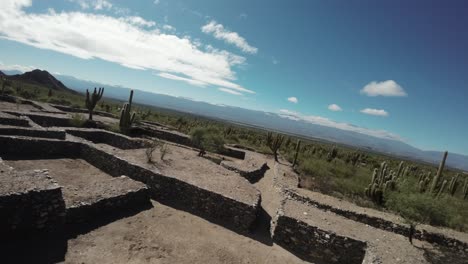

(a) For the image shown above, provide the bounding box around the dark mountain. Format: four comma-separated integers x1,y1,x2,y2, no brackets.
0,70,5,77
8,69,77,94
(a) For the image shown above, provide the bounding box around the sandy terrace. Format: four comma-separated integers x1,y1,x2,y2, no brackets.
107,144,260,205
0,160,58,195
4,158,146,208
64,200,307,264
0,101,39,112
282,198,432,263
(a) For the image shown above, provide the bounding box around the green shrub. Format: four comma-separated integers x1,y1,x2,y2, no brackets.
190,128,225,153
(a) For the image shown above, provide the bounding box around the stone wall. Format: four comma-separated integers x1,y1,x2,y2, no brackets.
272,213,367,264
51,105,116,118
221,161,269,183
80,144,260,232
0,164,66,235
0,127,66,140
219,147,246,160
0,136,81,159
0,136,260,233
130,126,192,146
66,128,149,149
273,164,468,252
0,115,30,127
66,186,150,224
284,189,468,252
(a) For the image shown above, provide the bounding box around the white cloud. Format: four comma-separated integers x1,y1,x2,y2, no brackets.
218,88,242,95
120,16,156,28
287,97,298,103
69,0,113,10
157,72,206,87
328,104,342,111
360,108,389,117
153,0,160,5
201,20,258,54
0,62,35,73
360,80,407,97
0,0,254,94
278,109,401,141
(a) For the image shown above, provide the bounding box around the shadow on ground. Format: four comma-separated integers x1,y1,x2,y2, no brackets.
418,244,468,264
0,200,153,264
158,198,274,246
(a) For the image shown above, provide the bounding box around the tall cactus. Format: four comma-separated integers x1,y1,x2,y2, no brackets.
448,174,459,196
119,90,136,133
436,180,448,198
1,76,6,95
266,132,284,162
85,87,104,120
430,151,448,194
292,140,301,167
463,178,468,200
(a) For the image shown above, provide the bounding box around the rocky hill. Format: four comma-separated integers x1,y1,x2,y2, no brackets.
8,69,77,94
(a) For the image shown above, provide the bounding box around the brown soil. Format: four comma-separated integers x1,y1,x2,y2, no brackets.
64,200,307,264
4,158,145,207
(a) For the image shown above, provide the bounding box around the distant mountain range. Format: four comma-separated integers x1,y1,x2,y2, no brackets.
2,69,468,171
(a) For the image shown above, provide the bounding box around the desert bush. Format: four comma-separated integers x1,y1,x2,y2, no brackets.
190,128,225,153
146,139,162,163
160,143,169,161
48,98,72,106
69,113,86,127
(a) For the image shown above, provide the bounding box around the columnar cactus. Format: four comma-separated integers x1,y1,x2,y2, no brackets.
448,174,459,196
266,132,284,162
430,151,448,194
436,180,448,198
292,139,301,167
463,178,468,200
119,90,136,133
85,87,104,120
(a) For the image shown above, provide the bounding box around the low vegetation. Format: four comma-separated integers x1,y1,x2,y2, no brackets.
4,77,467,231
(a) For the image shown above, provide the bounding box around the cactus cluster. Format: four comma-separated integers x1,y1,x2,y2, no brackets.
326,146,338,162
85,87,104,120
119,90,136,133
365,161,406,204
266,132,284,162
417,172,432,193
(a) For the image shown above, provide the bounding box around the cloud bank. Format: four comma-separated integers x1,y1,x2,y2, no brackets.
278,109,401,141
0,0,254,95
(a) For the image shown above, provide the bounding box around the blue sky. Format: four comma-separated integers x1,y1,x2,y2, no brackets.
1,0,468,155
